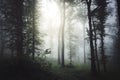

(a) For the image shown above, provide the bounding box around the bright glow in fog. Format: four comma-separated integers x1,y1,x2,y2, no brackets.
36,0,61,57
36,0,87,64
35,0,117,65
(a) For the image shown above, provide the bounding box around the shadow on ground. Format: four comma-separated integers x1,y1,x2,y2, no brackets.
0,58,120,80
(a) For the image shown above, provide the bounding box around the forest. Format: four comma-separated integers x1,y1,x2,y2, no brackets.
0,0,120,80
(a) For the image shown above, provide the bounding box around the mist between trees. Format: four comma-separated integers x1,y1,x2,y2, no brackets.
0,0,120,80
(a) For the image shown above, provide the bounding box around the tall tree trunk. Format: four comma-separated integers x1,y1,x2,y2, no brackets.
100,29,106,72
0,26,4,57
58,27,61,64
69,39,72,65
15,0,24,59
115,0,120,70
32,0,35,60
117,0,120,23
86,0,97,74
69,26,72,65
61,0,65,67
83,23,86,64
95,0,107,72
58,0,62,65
93,21,100,72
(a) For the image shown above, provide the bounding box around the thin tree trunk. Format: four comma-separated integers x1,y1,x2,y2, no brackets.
69,42,72,65
101,31,106,72
83,23,86,64
15,0,24,59
93,21,100,72
117,0,120,23
69,26,72,65
61,0,65,67
58,27,61,64
32,0,35,60
0,26,4,57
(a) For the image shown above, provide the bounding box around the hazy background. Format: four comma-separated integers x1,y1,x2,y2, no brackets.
36,0,117,65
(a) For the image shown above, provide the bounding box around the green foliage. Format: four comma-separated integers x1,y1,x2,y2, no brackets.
0,57,54,80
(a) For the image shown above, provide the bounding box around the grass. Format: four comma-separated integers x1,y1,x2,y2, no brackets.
0,57,120,80
50,63,91,80
50,61,120,80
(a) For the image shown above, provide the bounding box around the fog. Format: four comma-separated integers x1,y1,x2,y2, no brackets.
36,0,117,64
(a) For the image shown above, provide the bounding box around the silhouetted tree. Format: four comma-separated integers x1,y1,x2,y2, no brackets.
92,20,100,72
117,0,120,23
0,0,5,56
12,0,24,58
23,0,43,59
32,0,36,60
94,0,108,72
113,0,120,70
85,0,97,74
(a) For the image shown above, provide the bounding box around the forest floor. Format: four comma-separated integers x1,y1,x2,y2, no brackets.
0,58,120,80
51,64,120,80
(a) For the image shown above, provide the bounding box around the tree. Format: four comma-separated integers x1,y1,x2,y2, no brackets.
85,0,97,74
0,0,13,57
92,20,100,72
113,0,120,70
23,0,43,59
58,0,62,65
0,0,5,56
58,26,61,64
0,0,23,58
12,0,24,58
116,0,120,23
94,0,108,72
61,0,66,67
32,0,36,60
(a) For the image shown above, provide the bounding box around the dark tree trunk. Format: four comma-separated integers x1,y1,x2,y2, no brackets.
69,28,72,65
93,21,100,72
69,42,72,65
95,0,107,72
86,0,97,74
15,0,24,58
0,26,4,57
117,0,120,22
115,0,120,70
100,30,106,72
113,0,120,71
32,0,36,60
